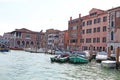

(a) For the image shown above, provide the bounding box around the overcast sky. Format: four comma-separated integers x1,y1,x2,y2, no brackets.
0,0,119,35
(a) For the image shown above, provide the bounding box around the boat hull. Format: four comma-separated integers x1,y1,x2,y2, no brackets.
0,48,9,52
69,56,88,64
101,60,116,68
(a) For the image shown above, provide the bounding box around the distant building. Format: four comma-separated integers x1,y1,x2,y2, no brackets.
5,28,45,50
45,29,60,50
0,35,2,38
64,30,69,50
58,31,65,50
107,6,120,53
0,33,9,46
68,14,82,51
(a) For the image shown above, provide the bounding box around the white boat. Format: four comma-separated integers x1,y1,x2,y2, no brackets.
47,49,55,54
96,51,108,62
24,48,32,52
101,60,116,68
37,48,46,53
24,48,45,53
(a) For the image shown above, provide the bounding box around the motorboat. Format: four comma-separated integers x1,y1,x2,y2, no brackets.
96,51,108,62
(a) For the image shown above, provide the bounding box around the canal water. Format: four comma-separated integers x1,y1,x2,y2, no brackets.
0,50,120,80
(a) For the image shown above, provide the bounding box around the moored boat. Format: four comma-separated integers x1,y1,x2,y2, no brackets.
101,60,116,68
96,51,108,63
0,48,9,52
0,44,9,52
24,48,46,53
69,55,89,63
50,53,69,63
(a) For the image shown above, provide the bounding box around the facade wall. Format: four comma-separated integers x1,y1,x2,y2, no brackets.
107,6,120,53
9,28,44,49
68,8,108,51
81,9,108,51
64,30,69,50
45,29,60,50
58,31,65,50
68,14,82,51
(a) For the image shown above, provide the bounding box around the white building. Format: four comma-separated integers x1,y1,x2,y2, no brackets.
107,6,120,54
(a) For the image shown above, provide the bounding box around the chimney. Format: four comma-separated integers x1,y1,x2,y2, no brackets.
70,17,72,21
79,14,81,18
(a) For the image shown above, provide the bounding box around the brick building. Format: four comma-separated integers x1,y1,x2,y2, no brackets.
5,28,45,50
81,8,108,51
68,8,108,51
45,29,60,50
64,30,69,50
68,14,82,51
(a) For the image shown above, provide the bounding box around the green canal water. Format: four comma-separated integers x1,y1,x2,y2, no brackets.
0,50,120,80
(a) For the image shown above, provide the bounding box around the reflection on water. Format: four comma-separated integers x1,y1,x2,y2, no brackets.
0,50,120,80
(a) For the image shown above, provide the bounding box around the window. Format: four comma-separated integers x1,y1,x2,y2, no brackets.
97,38,100,43
90,20,92,25
82,30,85,34
26,34,31,39
87,21,89,25
70,32,77,38
70,39,77,43
97,27,100,32
94,19,97,24
116,11,120,18
102,37,106,42
80,24,82,29
93,28,96,33
111,21,114,27
86,29,92,34
87,20,92,25
86,38,91,43
103,16,107,22
72,26,78,30
111,31,114,40
103,26,107,32
90,12,97,16
82,22,85,26
97,18,101,23
80,39,84,43
93,38,96,43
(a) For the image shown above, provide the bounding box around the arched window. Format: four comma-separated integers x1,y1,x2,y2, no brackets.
22,41,25,46
31,41,34,45
111,31,114,40
26,41,29,47
17,41,20,46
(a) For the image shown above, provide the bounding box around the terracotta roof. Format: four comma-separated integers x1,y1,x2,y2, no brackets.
15,28,33,32
89,8,105,13
11,28,40,34
107,6,120,11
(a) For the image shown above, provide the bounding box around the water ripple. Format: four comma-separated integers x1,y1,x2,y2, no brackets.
0,50,120,80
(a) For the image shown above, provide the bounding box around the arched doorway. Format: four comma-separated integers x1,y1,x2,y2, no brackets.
31,41,34,45
26,41,29,48
17,41,20,47
111,45,113,51
30,41,34,48
22,41,25,47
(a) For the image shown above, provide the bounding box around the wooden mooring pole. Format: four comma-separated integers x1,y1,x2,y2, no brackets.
116,47,119,69
107,47,111,59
